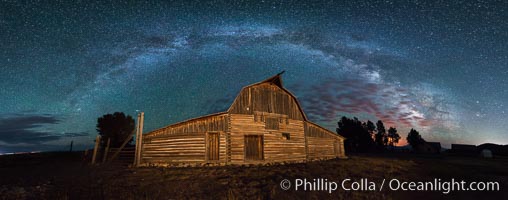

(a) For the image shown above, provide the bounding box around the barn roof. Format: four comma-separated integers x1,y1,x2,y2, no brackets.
229,72,342,139
228,71,308,121
146,72,342,139
145,112,228,136
426,142,442,150
306,121,346,139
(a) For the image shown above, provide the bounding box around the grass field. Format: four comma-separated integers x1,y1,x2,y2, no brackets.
0,152,506,199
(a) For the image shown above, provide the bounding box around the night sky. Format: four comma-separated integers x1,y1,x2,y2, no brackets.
1,0,507,153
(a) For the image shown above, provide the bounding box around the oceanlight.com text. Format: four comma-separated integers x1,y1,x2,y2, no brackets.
280,178,500,194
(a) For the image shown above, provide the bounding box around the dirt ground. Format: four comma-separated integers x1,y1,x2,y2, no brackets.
0,152,506,199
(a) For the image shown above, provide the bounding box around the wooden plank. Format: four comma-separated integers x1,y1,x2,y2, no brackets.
143,144,205,149
147,138,205,144
102,138,110,163
91,135,100,165
143,153,205,157
142,159,206,163
145,148,207,152
143,149,206,153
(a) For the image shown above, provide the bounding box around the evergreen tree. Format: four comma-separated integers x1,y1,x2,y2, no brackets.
387,127,400,147
375,120,386,148
364,120,376,140
96,112,135,148
337,116,375,152
406,128,425,148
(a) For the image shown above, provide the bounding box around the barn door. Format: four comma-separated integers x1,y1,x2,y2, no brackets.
334,141,339,156
244,135,263,160
207,132,219,161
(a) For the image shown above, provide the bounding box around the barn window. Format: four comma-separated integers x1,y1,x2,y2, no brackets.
282,133,290,140
265,117,279,130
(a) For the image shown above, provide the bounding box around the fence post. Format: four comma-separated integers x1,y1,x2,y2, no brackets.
91,135,101,165
134,112,144,167
134,113,140,166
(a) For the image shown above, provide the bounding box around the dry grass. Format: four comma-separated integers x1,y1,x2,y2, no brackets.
0,152,506,199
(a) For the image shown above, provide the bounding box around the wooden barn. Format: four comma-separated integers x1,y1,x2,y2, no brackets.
414,142,441,154
139,73,346,166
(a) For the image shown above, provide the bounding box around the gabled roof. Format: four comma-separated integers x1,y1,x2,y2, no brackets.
226,72,343,139
146,72,343,140
146,112,228,135
306,121,345,140
227,71,308,121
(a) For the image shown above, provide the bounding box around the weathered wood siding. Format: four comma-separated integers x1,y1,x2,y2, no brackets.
229,83,305,120
305,122,345,159
144,114,228,137
142,114,228,165
137,76,346,166
229,113,306,164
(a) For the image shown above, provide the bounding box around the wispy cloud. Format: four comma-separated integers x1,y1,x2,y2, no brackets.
0,113,87,144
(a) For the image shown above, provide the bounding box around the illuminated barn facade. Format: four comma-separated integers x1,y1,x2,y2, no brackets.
140,73,346,166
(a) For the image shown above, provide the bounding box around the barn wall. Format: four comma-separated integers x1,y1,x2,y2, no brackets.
137,75,348,167
229,83,305,121
229,113,306,164
142,133,206,164
305,122,345,159
141,114,228,165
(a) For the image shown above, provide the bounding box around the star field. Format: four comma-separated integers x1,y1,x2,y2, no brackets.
1,0,507,152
